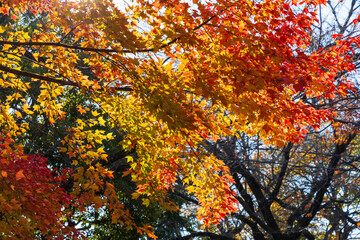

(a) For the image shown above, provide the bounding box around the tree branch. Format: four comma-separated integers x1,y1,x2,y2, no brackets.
231,172,271,234
171,231,237,240
297,133,357,229
270,142,293,202
0,64,133,91
172,190,199,205
231,213,266,240
0,64,80,87
0,10,223,54
232,162,284,239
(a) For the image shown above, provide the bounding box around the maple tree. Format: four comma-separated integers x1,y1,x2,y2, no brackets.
0,0,360,239
167,1,360,239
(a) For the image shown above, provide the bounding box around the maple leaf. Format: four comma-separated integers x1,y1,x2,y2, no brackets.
15,170,25,180
1,171,7,178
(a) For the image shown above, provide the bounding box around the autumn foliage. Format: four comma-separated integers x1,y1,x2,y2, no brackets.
0,0,359,238
0,136,75,238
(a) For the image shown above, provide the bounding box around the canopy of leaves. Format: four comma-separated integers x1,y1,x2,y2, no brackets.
0,0,359,239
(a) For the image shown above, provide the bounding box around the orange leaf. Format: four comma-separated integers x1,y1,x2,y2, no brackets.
77,105,87,114
1,170,7,178
15,170,25,180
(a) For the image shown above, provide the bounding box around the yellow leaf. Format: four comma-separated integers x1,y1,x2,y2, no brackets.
98,116,106,126
126,156,134,162
15,111,22,118
142,198,150,207
187,186,195,194
3,44,11,51
13,92,21,100
33,53,39,61
33,105,40,111
131,162,137,170
106,133,113,140
23,32,30,40
132,192,140,199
